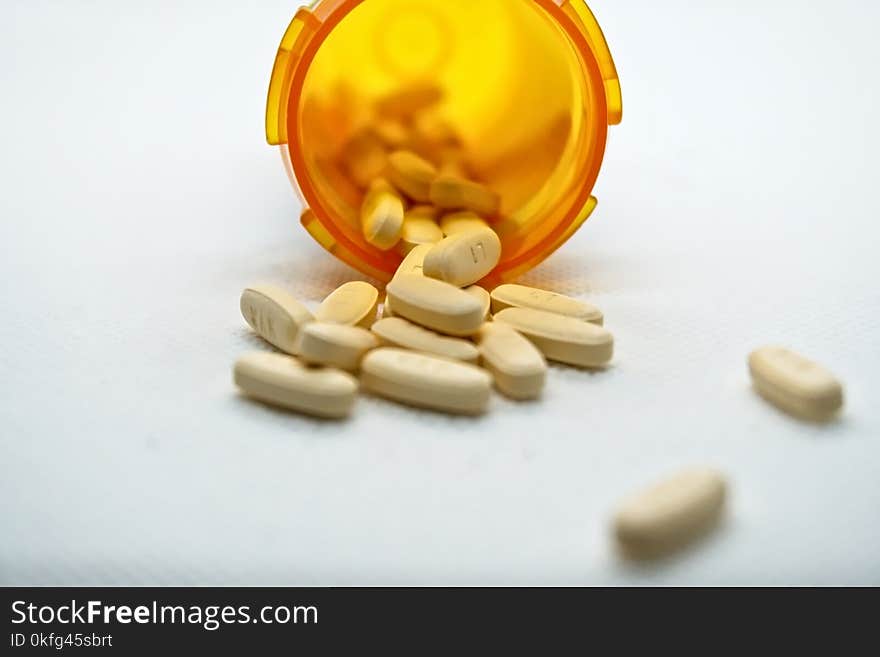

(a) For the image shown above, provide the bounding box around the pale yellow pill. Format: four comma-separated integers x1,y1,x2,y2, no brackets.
490,284,604,325
430,174,501,217
464,285,491,320
476,323,547,400
361,178,405,251
295,322,379,372
315,281,379,329
361,348,491,415
397,211,443,255
440,211,489,236
386,150,438,203
341,129,387,189
423,227,502,288
371,317,480,363
392,243,432,280
375,83,443,120
614,468,727,557
748,346,844,421
494,307,613,368
385,274,485,337
233,352,358,419
240,284,313,355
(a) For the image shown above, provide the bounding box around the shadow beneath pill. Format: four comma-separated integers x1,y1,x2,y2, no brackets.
230,391,356,433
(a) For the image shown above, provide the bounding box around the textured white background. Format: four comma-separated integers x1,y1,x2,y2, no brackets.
2,0,878,585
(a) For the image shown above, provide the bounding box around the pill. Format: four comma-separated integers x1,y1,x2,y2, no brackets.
464,285,491,320
613,468,727,557
430,174,501,217
476,323,547,400
361,348,491,415
490,284,604,325
385,274,485,337
295,322,379,372
361,178,405,251
397,210,444,255
233,352,358,419
386,150,438,203
392,242,432,280
240,284,313,355
371,118,411,149
375,83,443,120
371,317,480,363
423,227,502,287
315,281,379,329
341,129,387,189
494,307,613,368
440,211,489,236
748,346,844,421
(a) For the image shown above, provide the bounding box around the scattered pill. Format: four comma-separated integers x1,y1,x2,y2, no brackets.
385,274,485,337
386,150,438,203
361,178,405,251
397,210,444,255
490,284,604,325
430,174,501,217
422,227,502,287
393,243,432,280
494,307,613,368
476,323,547,400
234,352,358,419
240,284,313,355
613,468,727,557
295,322,379,372
440,211,489,236
371,317,480,363
361,348,491,415
315,281,379,329
464,285,491,320
748,346,844,421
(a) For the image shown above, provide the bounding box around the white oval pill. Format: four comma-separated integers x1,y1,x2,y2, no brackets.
490,284,603,325
240,284,314,355
361,178,404,250
361,348,492,415
315,281,379,329
614,468,727,557
464,285,491,320
422,227,501,287
233,352,358,419
476,323,547,400
385,274,485,336
371,317,480,363
397,211,443,255
493,307,613,368
748,346,844,421
295,322,379,372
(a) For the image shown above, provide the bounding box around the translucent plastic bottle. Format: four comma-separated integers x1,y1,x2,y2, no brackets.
266,0,622,285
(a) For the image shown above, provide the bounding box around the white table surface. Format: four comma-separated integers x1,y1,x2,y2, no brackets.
2,0,878,585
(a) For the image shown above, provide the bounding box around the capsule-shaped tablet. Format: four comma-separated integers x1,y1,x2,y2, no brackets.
397,209,443,255
361,178,405,250
375,83,443,120
233,352,358,419
361,348,491,415
295,322,379,372
240,284,313,355
613,468,727,557
385,274,485,337
386,150,438,203
464,285,491,320
393,243,432,280
430,174,501,217
423,228,501,288
315,281,379,329
748,346,844,421
341,129,387,189
440,211,489,236
494,307,613,368
371,317,480,363
476,323,547,400
490,284,604,325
